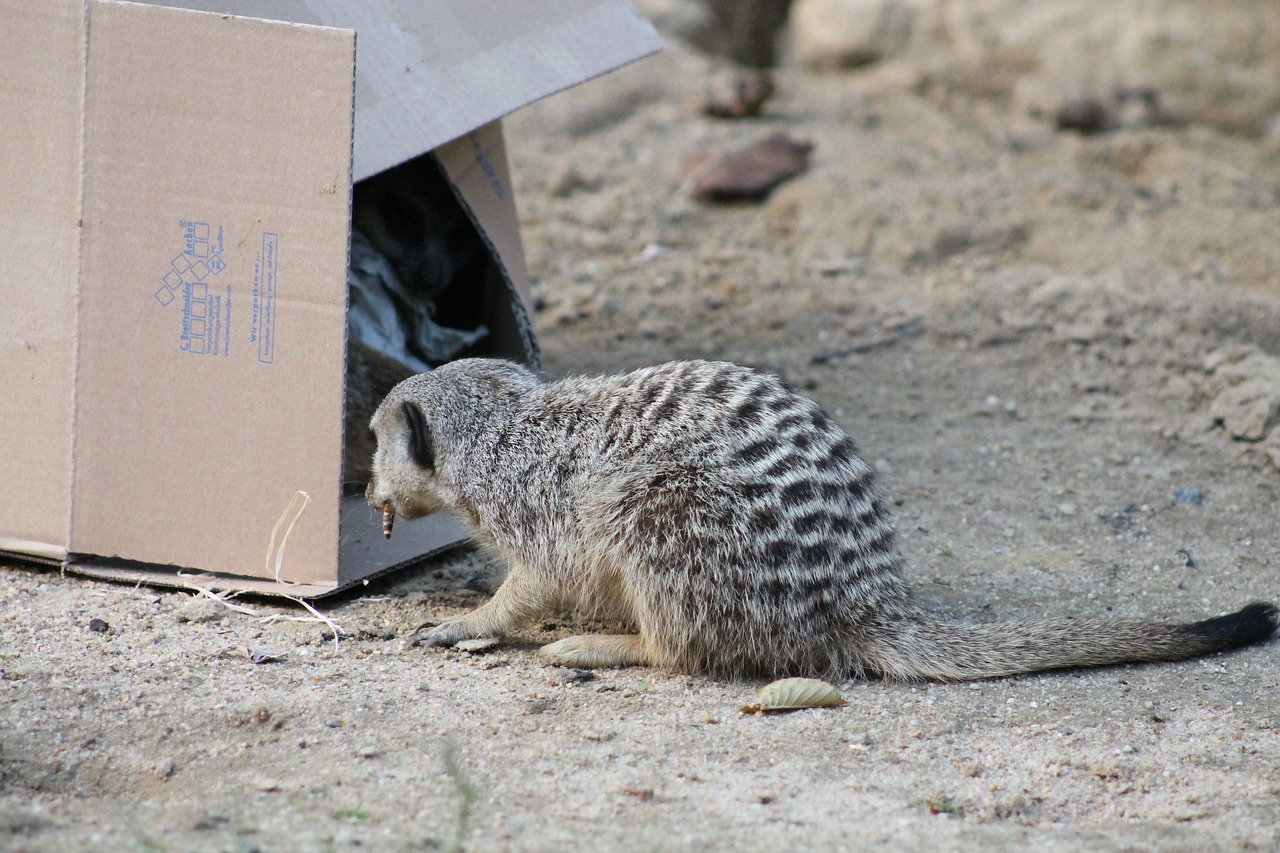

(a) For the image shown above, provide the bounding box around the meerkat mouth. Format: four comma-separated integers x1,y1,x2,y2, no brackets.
382,502,395,539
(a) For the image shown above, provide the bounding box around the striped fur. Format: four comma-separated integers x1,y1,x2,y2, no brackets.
366,359,1278,680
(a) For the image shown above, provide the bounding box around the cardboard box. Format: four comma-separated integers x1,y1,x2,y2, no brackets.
0,0,660,596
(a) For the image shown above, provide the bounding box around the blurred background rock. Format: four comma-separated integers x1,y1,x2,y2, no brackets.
638,0,1280,141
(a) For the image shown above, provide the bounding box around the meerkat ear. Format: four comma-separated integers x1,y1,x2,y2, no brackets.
401,401,435,470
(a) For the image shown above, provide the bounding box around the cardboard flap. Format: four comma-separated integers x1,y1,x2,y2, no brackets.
68,1,355,582
130,0,663,179
0,0,84,555
434,122,539,365
341,0,664,180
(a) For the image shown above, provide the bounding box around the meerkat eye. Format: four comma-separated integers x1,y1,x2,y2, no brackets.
401,401,435,470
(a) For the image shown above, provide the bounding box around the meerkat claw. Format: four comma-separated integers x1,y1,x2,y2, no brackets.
423,629,459,649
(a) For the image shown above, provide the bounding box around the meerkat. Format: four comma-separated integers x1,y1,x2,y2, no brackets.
365,358,1278,680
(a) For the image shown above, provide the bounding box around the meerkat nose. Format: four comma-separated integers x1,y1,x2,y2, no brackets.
382,502,395,539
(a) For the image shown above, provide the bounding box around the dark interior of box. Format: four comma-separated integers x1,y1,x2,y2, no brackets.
351,153,493,363
340,153,522,494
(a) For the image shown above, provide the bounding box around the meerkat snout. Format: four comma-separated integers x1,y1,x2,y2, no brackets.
370,398,432,539
366,394,449,530
366,359,548,537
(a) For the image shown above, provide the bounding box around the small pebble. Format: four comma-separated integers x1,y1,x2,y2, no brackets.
1173,488,1205,505
553,668,596,685
88,618,109,634
522,699,556,715
192,813,229,831
174,597,226,624
455,637,501,653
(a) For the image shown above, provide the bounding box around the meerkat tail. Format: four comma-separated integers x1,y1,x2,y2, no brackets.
862,602,1280,681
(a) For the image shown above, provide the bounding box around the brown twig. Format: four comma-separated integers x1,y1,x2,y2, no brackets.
810,322,925,364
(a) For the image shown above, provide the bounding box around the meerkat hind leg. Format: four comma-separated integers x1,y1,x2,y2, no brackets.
539,634,651,669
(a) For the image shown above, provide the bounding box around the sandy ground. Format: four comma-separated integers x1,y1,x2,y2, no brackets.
5,8,1280,852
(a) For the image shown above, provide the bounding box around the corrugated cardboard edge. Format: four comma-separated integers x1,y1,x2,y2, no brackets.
66,560,339,599
66,0,92,564
61,557,420,600
0,544,66,566
66,510,471,598
0,0,86,555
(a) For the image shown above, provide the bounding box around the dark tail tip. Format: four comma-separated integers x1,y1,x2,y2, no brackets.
1179,602,1279,653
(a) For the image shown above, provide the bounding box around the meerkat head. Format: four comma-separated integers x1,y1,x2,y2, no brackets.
365,359,541,536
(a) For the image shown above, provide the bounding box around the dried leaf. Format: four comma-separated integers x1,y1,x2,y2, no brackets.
741,677,846,714
927,797,966,817
241,645,287,664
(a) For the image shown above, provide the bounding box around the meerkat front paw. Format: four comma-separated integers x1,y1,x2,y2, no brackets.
408,615,494,648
